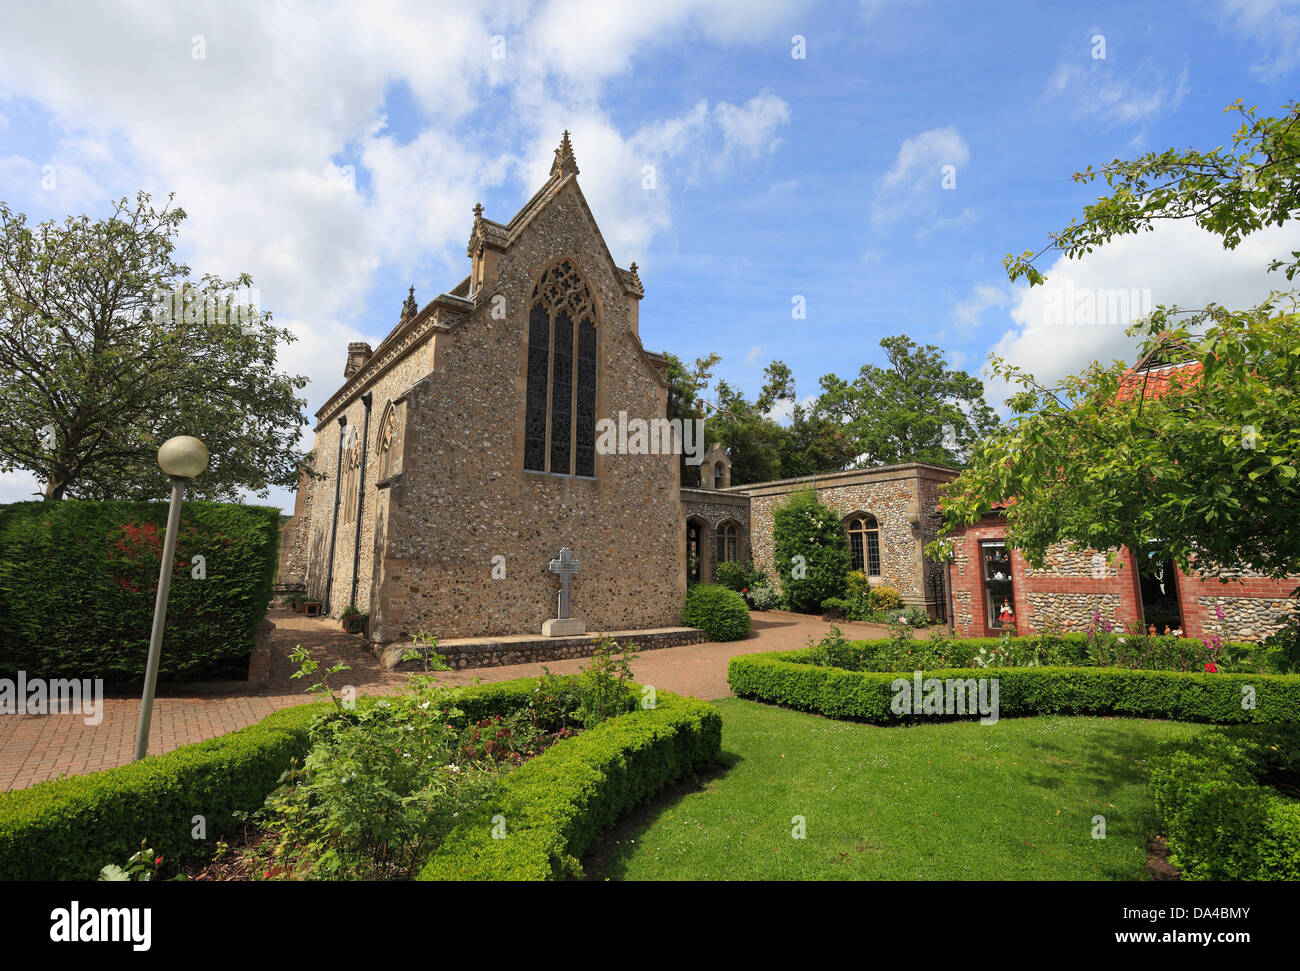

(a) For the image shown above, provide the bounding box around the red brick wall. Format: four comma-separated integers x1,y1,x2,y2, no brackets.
946,516,1298,642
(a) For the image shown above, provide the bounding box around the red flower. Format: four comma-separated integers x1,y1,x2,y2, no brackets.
1205,662,1218,673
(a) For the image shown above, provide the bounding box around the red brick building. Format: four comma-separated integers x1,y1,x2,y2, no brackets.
946,346,1298,643
947,514,1297,641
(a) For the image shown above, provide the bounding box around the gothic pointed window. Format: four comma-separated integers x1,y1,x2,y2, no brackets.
524,260,597,476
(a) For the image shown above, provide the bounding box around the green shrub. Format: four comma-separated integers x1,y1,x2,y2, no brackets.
0,500,281,682
845,570,872,604
714,561,747,592
682,583,751,641
1259,612,1300,674
820,596,853,620
1149,725,1300,879
746,584,779,611
727,649,1300,725
836,631,1271,674
771,489,850,612
869,585,902,611
418,691,722,880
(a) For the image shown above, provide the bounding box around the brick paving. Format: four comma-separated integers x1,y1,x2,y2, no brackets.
0,608,918,791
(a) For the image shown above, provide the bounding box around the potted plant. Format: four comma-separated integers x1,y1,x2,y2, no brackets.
341,604,366,633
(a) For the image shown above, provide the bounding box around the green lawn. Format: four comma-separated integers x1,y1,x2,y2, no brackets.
588,699,1209,880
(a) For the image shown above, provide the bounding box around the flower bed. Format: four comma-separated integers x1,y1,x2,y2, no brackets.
418,690,721,880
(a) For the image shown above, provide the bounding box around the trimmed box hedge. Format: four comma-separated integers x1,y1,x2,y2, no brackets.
419,691,722,880
0,500,282,682
842,632,1267,671
0,700,328,881
1150,726,1300,880
727,649,1300,724
0,678,720,881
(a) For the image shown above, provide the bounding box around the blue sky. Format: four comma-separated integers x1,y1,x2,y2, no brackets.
2,0,1298,510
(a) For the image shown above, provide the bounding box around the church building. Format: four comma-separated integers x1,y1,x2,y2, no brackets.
279,134,686,644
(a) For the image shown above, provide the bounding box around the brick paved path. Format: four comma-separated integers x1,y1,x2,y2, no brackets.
0,608,918,791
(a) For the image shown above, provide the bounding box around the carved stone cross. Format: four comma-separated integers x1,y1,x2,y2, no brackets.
548,547,581,619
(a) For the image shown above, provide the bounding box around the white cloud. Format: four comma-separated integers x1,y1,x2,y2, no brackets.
766,393,816,425
872,125,970,229
1218,0,1300,78
951,281,1012,331
0,470,41,504
1043,33,1189,126
744,344,764,365
980,220,1300,408
0,0,798,508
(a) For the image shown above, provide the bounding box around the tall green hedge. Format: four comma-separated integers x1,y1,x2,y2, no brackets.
728,650,1300,724
0,500,281,682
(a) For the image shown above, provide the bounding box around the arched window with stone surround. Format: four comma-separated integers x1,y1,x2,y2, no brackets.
375,401,397,481
524,260,597,477
716,520,739,566
846,514,881,576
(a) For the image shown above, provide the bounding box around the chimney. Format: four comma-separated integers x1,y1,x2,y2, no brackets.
344,342,373,378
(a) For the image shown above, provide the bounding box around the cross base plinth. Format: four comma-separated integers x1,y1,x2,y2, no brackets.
542,617,586,637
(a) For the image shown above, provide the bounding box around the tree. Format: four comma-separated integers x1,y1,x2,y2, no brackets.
0,192,309,501
771,487,850,611
661,350,720,487
939,100,1300,580
776,400,859,478
707,369,789,485
813,335,999,468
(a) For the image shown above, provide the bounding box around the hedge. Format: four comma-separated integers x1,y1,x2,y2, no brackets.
0,500,282,682
1149,726,1300,879
0,700,328,881
419,691,722,880
843,632,1265,670
727,650,1300,724
0,679,719,881
682,583,751,641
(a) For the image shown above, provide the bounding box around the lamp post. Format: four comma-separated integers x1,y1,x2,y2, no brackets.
133,435,208,762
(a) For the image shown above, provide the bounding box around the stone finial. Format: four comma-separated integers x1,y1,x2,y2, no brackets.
472,202,484,222
401,285,417,321
550,130,579,178
629,261,642,287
